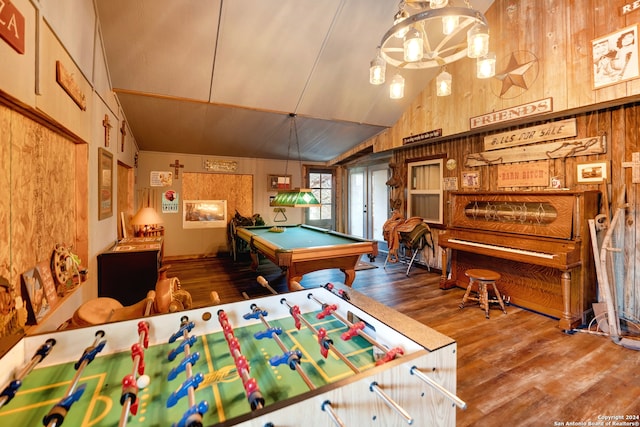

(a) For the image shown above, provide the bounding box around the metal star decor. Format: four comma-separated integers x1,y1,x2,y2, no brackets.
492,51,539,98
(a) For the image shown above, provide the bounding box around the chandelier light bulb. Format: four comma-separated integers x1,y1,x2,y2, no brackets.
404,27,424,62
430,0,448,8
477,52,496,79
467,23,489,58
442,15,459,35
390,74,405,99
369,54,386,85
436,70,452,96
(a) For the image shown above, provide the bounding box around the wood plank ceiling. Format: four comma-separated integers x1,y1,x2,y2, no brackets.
95,0,492,162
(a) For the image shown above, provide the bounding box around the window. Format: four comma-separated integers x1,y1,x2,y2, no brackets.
407,158,443,224
306,169,334,229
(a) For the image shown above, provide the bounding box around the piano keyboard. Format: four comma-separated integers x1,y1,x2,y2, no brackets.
447,238,555,259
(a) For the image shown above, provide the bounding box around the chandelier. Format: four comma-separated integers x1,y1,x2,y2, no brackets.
370,0,494,98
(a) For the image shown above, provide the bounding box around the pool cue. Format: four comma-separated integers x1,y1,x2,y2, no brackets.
246,303,316,390
307,292,402,358
119,321,151,427
280,298,360,373
0,338,56,410
44,330,106,427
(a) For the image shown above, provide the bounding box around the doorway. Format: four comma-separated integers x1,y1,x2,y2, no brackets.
348,164,389,244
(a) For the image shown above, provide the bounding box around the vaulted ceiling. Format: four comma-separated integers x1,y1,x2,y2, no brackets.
95,0,492,162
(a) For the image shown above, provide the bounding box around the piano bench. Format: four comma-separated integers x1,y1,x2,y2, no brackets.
460,269,507,319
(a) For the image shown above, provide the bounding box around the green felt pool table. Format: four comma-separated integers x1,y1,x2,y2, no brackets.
235,225,378,290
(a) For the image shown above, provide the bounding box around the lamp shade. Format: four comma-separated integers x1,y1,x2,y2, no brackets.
271,188,320,208
131,207,163,226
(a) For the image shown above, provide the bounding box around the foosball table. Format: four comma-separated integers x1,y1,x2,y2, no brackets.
0,283,462,426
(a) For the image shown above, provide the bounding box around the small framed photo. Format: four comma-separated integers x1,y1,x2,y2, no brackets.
268,174,291,191
577,161,608,183
461,170,480,189
550,176,563,189
592,24,639,89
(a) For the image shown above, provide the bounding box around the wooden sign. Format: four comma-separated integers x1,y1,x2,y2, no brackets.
403,129,442,145
466,136,605,167
56,61,87,110
470,98,553,129
621,1,640,15
36,261,59,308
484,119,577,151
497,161,549,188
0,0,25,54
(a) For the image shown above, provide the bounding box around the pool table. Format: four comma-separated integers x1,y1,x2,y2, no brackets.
235,224,378,290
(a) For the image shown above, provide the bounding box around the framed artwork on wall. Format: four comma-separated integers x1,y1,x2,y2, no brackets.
577,161,608,183
183,200,227,229
461,170,480,189
592,24,639,89
98,148,113,220
268,174,291,191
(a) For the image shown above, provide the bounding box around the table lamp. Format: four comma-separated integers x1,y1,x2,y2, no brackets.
131,206,163,237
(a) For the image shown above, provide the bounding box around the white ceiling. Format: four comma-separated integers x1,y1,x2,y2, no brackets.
95,0,492,162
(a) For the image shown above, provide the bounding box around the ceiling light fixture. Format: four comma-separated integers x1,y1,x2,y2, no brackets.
369,0,493,98
270,114,321,208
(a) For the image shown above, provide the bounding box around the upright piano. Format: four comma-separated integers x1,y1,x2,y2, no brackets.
438,191,600,330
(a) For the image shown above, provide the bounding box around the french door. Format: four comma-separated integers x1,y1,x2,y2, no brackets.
348,164,389,242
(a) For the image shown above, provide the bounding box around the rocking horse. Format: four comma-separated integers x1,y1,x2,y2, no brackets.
71,265,193,327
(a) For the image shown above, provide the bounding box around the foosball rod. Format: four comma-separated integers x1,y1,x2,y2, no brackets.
0,338,56,410
44,330,107,427
249,303,316,390
218,310,264,410
176,317,198,409
280,298,360,374
307,293,390,354
119,321,151,427
256,276,278,295
410,366,467,410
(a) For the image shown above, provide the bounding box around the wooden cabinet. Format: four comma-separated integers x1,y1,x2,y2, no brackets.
97,237,163,306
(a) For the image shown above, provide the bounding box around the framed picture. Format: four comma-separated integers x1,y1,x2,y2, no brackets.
183,200,227,229
592,24,639,89
98,148,113,220
577,161,608,183
21,267,52,324
268,174,291,191
461,170,480,189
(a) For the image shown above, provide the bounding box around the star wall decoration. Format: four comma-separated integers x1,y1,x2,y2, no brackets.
491,51,540,99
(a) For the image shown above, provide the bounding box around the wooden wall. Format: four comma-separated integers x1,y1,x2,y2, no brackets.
0,103,88,334
338,0,640,320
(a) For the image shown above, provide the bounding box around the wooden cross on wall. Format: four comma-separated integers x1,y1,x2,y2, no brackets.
120,120,127,152
622,152,640,184
103,114,112,147
169,159,184,179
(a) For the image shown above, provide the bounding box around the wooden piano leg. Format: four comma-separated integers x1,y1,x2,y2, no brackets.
559,270,574,331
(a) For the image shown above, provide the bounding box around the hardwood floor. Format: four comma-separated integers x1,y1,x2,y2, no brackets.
166,254,640,426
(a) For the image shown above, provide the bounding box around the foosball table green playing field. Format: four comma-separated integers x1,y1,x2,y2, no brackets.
0,284,463,426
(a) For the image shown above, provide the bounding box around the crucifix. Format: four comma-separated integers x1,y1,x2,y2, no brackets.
169,159,184,179
622,152,640,184
103,114,112,147
120,120,127,152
